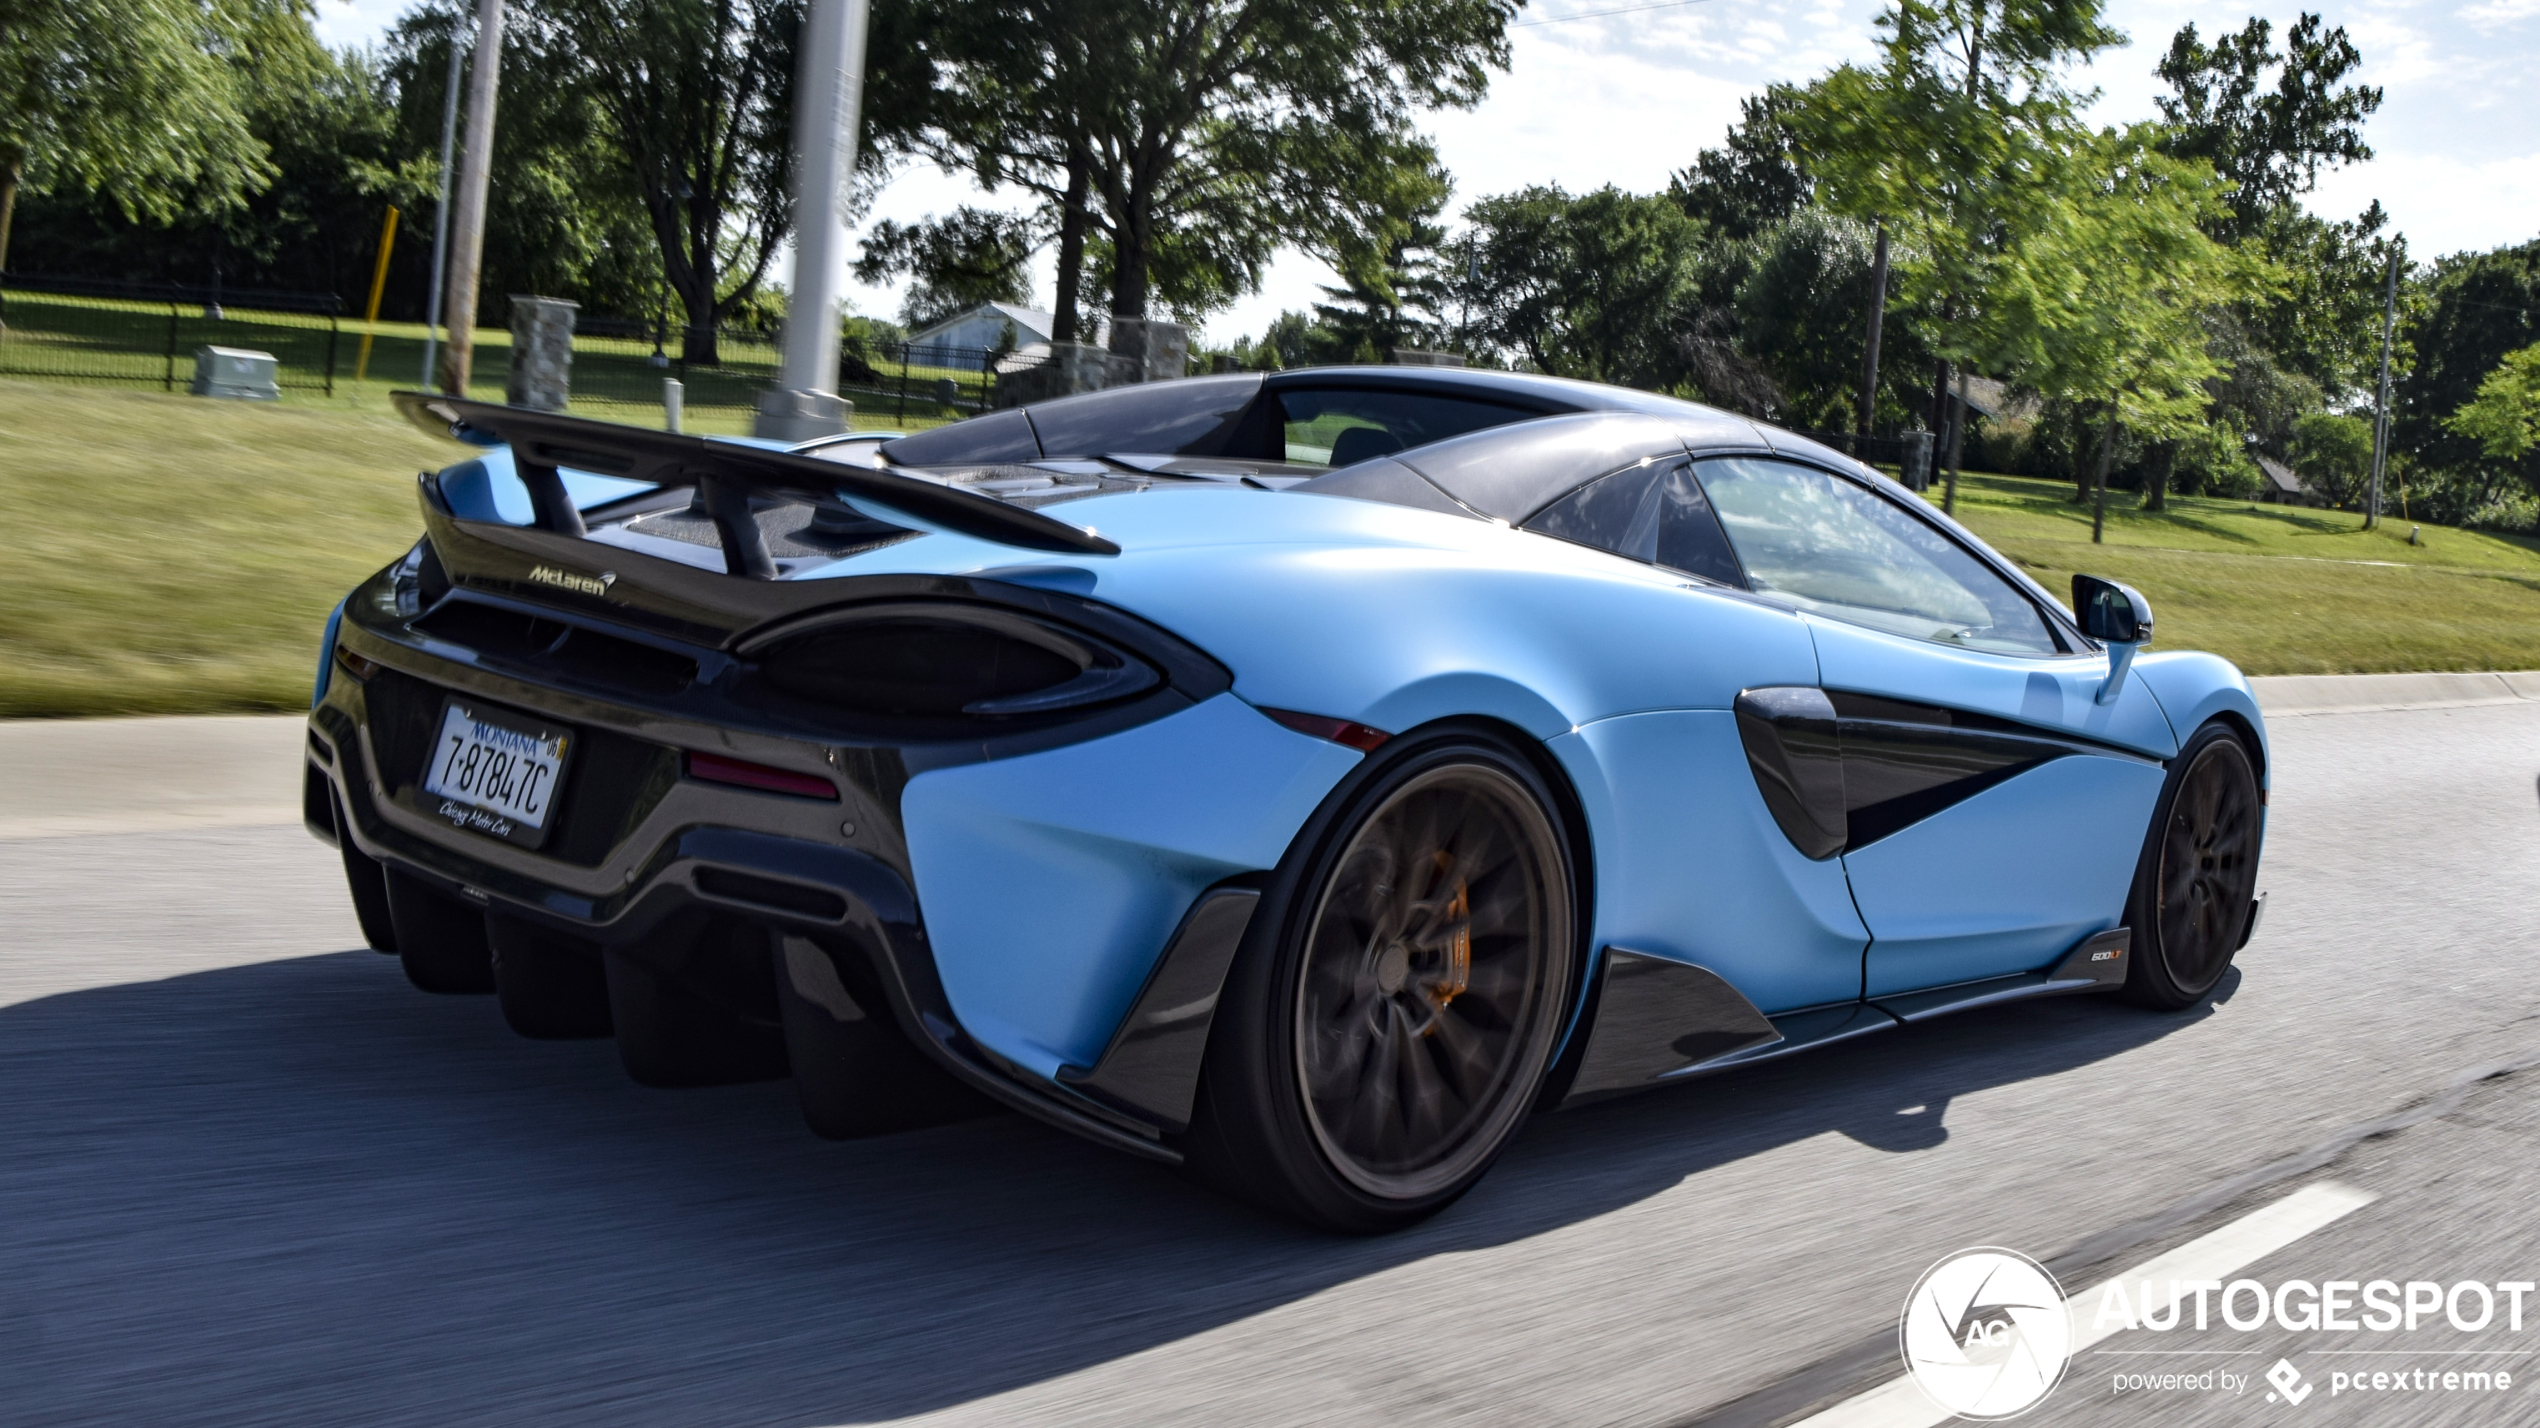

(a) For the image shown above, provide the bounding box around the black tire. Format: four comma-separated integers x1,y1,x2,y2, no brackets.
774,934,995,1137
488,914,615,1039
383,867,496,994
2122,722,2264,1010
603,918,790,1087
1185,726,1581,1233
331,793,398,954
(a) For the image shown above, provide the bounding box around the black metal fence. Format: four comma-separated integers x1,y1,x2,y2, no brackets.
0,273,345,395
0,276,1048,430
567,313,1045,428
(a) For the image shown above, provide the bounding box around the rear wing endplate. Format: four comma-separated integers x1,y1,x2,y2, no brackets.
391,392,1118,577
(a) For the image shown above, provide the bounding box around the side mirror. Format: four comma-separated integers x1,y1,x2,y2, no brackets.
2072,575,2153,706
2072,574,2153,645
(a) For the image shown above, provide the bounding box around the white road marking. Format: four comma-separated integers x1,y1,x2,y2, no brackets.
1791,1182,2380,1428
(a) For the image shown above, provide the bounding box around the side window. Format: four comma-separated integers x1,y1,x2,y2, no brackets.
1694,457,2058,654
1272,388,1534,468
1525,458,1746,588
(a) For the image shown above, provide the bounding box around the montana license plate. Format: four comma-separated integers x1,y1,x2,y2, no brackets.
420,699,572,848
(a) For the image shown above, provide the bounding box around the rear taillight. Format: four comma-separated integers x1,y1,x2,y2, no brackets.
736,602,1159,731
684,751,839,800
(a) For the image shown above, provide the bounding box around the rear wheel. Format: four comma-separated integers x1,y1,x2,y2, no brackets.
1186,729,1579,1233
2123,723,2263,1010
383,868,495,994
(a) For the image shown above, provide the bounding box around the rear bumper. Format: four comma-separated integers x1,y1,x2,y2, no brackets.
309,654,1202,1163
309,618,1357,1163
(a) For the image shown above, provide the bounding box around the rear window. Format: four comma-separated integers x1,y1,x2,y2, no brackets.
1025,374,1260,457
1272,388,1537,468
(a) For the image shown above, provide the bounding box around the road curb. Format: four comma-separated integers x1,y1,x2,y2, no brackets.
2248,669,2540,716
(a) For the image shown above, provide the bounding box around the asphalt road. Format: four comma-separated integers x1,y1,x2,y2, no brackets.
3,695,2537,1428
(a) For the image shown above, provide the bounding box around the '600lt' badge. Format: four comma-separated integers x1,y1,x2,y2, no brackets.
527,564,616,597
1900,1247,2072,1419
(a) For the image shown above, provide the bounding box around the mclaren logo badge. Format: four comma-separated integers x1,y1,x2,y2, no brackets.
528,564,616,597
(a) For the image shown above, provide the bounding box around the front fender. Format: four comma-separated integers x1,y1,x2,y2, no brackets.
2132,651,2271,788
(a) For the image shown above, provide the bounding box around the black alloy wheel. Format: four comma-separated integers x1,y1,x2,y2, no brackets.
2123,723,2263,1009
1187,728,1579,1232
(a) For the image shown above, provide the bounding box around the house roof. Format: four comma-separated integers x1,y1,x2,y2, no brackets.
2255,454,2306,493
905,301,1056,348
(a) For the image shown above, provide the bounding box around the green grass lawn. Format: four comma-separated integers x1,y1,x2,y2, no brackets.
7,382,2540,718
1925,471,2540,676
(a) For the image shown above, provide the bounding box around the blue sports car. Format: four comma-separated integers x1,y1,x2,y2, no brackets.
305,368,2267,1232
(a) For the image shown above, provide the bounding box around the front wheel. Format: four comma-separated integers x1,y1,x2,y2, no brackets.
2122,722,2264,1009
1185,728,1580,1233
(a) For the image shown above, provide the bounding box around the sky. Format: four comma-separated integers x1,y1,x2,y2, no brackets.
311,0,2540,346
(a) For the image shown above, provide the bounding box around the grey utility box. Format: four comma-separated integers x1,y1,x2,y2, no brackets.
190,347,281,401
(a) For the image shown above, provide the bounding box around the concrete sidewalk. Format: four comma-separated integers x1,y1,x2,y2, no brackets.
4,670,2535,840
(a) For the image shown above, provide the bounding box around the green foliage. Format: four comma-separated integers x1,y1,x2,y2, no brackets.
2172,421,2261,498
1734,209,1930,429
1456,185,1716,392
2153,12,2380,242
855,208,1043,328
1668,87,1813,242
2445,343,2540,464
1987,125,2255,448
1797,0,2121,378
2286,410,2372,506
2401,241,2540,481
0,0,293,254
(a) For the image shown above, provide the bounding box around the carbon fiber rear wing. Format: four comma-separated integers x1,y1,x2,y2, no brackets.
391,392,1119,577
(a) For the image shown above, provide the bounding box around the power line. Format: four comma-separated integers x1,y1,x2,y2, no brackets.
1513,0,1717,29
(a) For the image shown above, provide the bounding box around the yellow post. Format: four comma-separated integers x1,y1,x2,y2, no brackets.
355,205,401,383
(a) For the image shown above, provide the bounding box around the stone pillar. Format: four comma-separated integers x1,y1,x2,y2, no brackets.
1387,349,1466,368
505,295,578,411
1899,430,1934,492
753,387,852,442
990,341,1137,409
1108,317,1189,383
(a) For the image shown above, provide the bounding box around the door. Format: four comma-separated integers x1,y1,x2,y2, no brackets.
1692,456,2174,997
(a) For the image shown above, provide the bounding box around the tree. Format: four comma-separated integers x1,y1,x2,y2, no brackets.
1796,0,2124,504
1669,86,1813,241
2287,410,2372,507
2399,240,2540,482
518,0,798,362
855,207,1042,328
1735,209,1932,430
1457,185,1709,389
2445,343,2540,467
0,0,296,271
2154,12,2380,242
1984,125,2252,535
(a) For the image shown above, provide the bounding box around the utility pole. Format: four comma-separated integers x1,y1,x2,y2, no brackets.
419,26,467,390
438,0,506,396
755,0,873,441
1855,220,1889,460
2366,247,2400,530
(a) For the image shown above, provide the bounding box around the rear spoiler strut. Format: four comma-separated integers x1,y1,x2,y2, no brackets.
390,392,1119,577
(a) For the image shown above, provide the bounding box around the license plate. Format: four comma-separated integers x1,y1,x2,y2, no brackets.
420,699,572,848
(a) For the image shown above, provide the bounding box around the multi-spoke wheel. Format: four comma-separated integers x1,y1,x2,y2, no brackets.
2123,723,2263,1009
1187,727,1578,1232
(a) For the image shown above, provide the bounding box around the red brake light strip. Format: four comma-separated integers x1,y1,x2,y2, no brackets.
685,750,840,800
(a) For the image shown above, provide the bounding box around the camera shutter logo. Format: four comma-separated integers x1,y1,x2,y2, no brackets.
1900,1248,2073,1419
